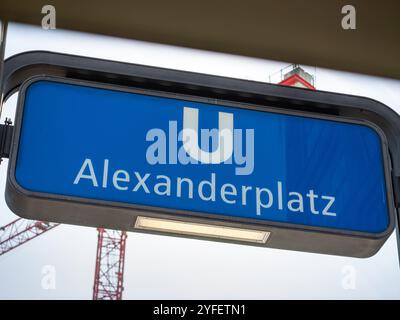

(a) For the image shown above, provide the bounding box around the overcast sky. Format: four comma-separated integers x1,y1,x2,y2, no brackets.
1,23,400,299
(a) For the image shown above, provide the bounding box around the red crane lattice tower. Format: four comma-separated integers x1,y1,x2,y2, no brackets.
0,20,129,300
0,218,127,300
93,228,127,300
0,218,59,255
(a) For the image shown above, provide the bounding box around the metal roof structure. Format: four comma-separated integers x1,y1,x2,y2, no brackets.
0,1,399,79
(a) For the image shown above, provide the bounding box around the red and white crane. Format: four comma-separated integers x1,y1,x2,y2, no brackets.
93,228,127,300
0,218,59,255
0,217,127,300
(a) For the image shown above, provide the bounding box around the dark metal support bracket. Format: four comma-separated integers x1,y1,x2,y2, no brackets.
0,118,13,160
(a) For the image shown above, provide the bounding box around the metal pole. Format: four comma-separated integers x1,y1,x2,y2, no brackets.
0,20,8,120
394,208,400,268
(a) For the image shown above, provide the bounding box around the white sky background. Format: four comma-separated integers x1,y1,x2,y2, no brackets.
1,23,400,299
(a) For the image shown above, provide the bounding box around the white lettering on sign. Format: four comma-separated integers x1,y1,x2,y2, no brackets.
146,107,254,175
182,107,233,164
73,158,337,218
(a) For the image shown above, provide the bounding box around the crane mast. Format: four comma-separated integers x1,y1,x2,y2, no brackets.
0,218,127,300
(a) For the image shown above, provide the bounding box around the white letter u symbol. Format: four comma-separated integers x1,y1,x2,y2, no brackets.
182,107,233,164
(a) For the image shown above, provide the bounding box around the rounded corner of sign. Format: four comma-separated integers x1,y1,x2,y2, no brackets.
355,241,388,259
380,216,396,239
5,176,32,220
363,216,396,242
359,118,389,142
357,94,400,116
19,75,52,93
6,168,33,202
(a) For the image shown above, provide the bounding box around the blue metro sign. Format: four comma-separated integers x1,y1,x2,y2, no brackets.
5,76,395,257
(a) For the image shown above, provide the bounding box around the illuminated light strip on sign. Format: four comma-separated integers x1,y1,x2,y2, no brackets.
134,216,271,243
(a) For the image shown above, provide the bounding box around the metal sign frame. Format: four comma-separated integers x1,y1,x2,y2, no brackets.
2,51,400,258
